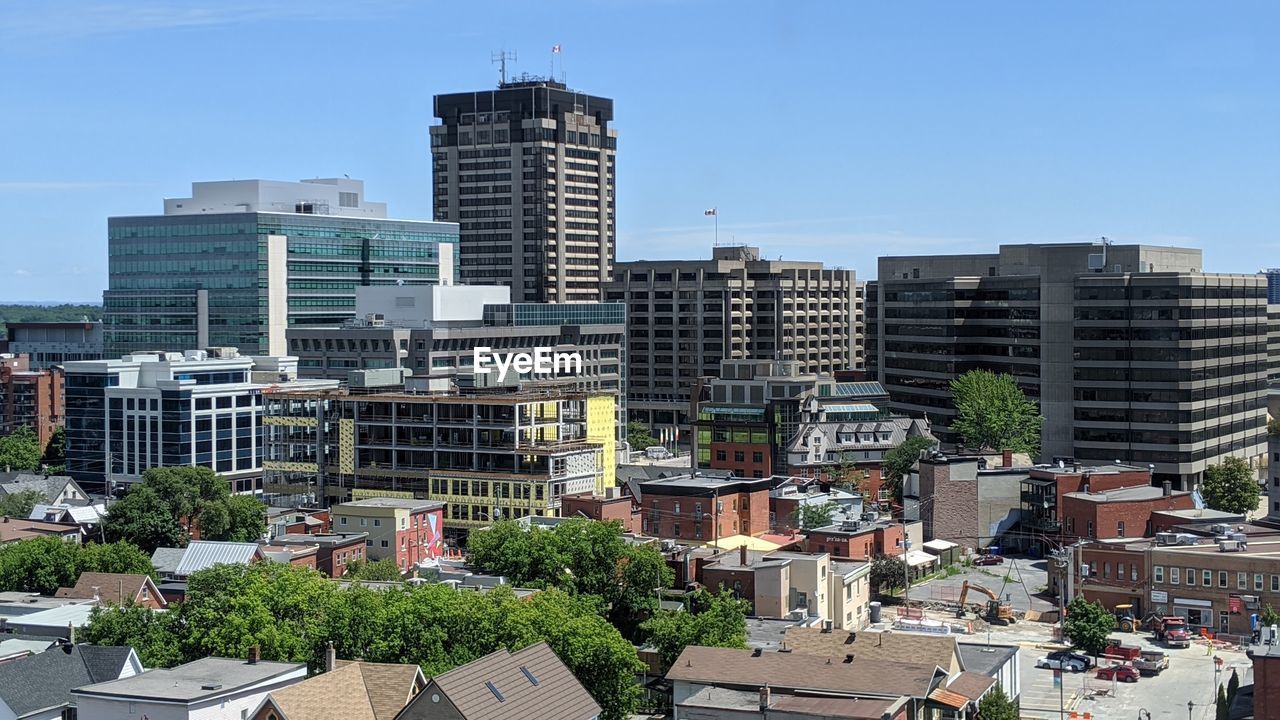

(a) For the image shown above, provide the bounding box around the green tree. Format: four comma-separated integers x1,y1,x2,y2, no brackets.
76,540,155,577
102,485,187,552
102,466,266,551
0,489,45,518
1216,683,1228,720
1228,668,1240,701
640,589,749,670
826,457,863,493
1269,417,1280,436
870,553,907,596
881,435,935,503
950,370,1042,455
793,501,837,529
977,684,1019,720
0,537,156,594
0,426,43,472
1063,596,1116,656
1262,605,1280,627
41,426,65,474
1201,456,1261,515
626,421,659,450
346,557,403,581
82,603,185,668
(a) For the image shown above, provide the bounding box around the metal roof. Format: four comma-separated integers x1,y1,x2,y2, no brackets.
175,541,263,577
822,403,881,415
831,381,887,398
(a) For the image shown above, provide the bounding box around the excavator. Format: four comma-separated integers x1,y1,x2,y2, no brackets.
956,580,1017,625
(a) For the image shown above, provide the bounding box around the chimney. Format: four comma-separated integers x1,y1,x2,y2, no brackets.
1001,449,1013,467
247,645,261,665
67,621,75,645
739,544,748,566
822,620,833,633
759,685,771,711
325,641,337,672
1162,481,1171,497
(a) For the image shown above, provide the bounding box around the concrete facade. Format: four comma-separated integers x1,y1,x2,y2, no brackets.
608,246,856,443
871,243,1269,489
5,321,102,369
432,80,616,303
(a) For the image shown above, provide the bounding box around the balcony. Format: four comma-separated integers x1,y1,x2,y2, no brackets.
1021,491,1056,506
1023,515,1061,533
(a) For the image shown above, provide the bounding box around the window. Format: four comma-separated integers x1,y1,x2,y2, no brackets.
1131,565,1138,582
734,451,745,462
1273,575,1280,592
1118,562,1125,579
1086,520,1094,538
715,450,726,461
1185,568,1194,586
340,517,347,525
1154,566,1164,583
1220,571,1228,588
1239,572,1248,590
1203,570,1212,586
1103,562,1110,579
1257,574,1265,591
380,540,389,548
1170,567,1179,584
373,519,381,527
360,518,367,527
1117,521,1125,537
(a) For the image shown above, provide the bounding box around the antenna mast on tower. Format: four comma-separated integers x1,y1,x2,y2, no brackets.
491,50,517,85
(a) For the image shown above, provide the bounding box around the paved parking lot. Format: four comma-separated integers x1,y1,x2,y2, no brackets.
1011,628,1249,720
913,556,1055,614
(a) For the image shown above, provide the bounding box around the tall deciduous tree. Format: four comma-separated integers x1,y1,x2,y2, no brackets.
345,557,403,581
41,426,66,473
793,501,837,529
640,589,749,670
102,466,265,551
1063,596,1116,656
950,370,1042,455
0,426,43,472
0,489,46,518
0,537,154,594
880,434,935,503
870,553,907,596
1201,456,1261,515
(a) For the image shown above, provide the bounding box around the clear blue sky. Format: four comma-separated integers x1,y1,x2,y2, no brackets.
1,0,1276,302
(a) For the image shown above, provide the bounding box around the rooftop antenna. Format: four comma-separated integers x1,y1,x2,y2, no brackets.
492,50,517,85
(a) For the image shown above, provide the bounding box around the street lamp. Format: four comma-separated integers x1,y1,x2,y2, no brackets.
1213,655,1225,706
1138,708,1151,720
1187,700,1195,720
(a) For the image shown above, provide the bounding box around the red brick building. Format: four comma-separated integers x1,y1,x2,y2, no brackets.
1060,485,1194,542
261,542,319,570
561,488,639,532
271,533,368,577
0,354,63,449
806,520,904,561
1067,538,1152,613
331,498,445,572
637,474,774,541
1022,464,1166,553
1250,644,1280,720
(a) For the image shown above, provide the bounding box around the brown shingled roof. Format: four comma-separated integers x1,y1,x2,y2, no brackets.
928,686,971,709
253,660,424,720
55,573,164,608
784,627,963,675
946,671,996,701
665,645,943,698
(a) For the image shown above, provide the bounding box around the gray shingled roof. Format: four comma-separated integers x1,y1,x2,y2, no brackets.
0,473,78,504
0,644,135,717
404,642,600,720
150,547,185,576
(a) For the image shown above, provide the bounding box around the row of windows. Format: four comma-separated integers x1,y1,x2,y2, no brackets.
1152,566,1277,592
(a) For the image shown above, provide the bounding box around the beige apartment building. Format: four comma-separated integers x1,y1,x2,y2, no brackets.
607,246,856,441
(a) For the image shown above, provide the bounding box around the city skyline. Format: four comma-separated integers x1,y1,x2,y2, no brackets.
2,0,1277,301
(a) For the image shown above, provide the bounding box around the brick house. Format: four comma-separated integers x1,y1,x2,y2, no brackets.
331,498,445,572
806,519,904,561
56,572,167,609
260,543,319,570
1060,484,1195,542
560,488,639,532
912,454,1026,552
1067,538,1152,614
636,474,775,541
270,532,368,577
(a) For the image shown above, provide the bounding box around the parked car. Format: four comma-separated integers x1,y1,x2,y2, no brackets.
1036,655,1087,672
1096,664,1140,683
1046,650,1095,669
974,554,1004,566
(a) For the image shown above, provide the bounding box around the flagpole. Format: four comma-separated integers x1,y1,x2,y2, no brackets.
715,212,719,246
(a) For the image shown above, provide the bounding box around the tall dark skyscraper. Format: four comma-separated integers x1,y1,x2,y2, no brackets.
432,77,616,303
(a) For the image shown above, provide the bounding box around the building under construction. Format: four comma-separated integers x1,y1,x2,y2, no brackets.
262,381,616,534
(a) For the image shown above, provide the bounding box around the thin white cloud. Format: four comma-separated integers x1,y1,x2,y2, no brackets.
0,181,146,191
0,1,402,43
13,269,31,276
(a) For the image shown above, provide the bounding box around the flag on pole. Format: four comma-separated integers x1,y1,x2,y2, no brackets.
552,44,562,53
704,208,717,216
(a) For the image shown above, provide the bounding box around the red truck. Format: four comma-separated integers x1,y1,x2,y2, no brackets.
1102,638,1142,662
1152,616,1191,648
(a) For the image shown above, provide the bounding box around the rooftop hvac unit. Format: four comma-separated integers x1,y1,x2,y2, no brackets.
1155,532,1177,546
1087,253,1105,270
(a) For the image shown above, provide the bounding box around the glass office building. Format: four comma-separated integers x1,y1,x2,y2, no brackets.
104,179,459,357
